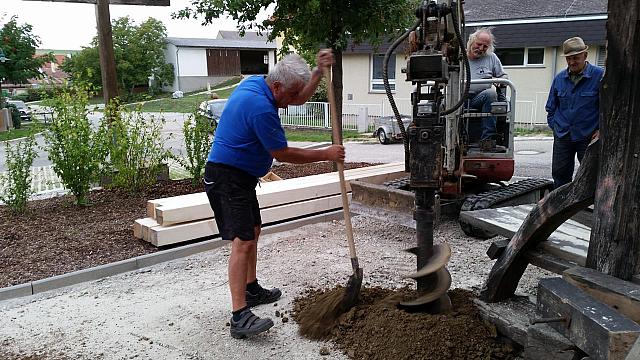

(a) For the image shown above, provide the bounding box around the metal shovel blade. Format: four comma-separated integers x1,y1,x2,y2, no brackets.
340,265,363,312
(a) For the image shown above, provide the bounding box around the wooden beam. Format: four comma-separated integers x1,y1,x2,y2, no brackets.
538,277,640,360
147,194,350,246
587,0,640,280
480,139,599,302
563,266,640,324
154,163,405,226
23,0,170,5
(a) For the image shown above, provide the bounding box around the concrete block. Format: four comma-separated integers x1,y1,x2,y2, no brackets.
136,239,228,268
32,258,137,294
0,283,33,301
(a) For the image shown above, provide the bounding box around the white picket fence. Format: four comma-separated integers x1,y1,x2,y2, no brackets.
279,98,545,131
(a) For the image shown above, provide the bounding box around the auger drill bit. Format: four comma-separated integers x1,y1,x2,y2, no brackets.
399,189,452,312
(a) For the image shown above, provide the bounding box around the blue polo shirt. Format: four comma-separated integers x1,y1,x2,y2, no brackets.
207,76,288,177
545,62,604,141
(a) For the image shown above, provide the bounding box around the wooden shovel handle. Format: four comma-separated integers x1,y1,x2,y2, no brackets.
323,67,358,261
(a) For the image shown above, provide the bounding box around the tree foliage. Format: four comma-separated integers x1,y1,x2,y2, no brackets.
175,0,417,122
0,16,53,102
62,16,173,96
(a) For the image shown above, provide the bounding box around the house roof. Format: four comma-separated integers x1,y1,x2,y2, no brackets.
344,0,608,54
165,37,276,50
216,30,271,42
463,0,607,22
469,19,607,48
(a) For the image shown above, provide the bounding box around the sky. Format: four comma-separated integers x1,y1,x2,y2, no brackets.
1,0,260,50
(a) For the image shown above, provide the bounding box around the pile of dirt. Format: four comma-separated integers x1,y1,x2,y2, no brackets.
293,287,517,360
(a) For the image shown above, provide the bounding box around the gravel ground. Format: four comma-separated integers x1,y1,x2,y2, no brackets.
0,205,553,359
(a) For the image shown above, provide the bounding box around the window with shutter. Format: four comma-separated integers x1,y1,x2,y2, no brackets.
597,46,607,68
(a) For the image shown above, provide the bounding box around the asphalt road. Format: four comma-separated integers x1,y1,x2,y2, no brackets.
0,111,559,181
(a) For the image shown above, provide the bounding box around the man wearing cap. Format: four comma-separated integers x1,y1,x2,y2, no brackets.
545,36,604,188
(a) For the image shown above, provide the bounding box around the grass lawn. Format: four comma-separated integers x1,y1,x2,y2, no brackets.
0,122,48,142
284,128,362,142
128,79,239,113
515,127,553,137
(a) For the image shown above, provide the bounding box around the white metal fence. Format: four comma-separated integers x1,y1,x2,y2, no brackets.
279,98,547,131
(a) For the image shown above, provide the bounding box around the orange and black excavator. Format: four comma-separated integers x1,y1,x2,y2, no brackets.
383,0,552,311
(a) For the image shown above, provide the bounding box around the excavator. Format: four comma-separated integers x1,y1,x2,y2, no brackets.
382,0,552,310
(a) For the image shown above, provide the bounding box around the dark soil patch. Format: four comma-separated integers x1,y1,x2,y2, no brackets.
0,162,375,288
293,287,517,360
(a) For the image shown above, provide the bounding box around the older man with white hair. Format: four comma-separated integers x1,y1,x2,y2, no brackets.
204,50,345,339
546,36,604,188
466,27,508,146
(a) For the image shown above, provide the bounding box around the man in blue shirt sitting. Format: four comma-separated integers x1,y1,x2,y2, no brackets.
546,36,604,188
204,50,345,339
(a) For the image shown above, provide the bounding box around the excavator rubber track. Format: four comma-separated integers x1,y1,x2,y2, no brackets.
459,178,554,238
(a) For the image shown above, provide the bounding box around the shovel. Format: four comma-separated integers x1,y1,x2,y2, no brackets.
323,67,363,311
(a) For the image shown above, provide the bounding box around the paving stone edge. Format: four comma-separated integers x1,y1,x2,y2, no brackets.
0,210,343,302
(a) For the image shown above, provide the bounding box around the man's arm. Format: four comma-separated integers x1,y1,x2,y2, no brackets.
289,68,323,106
545,79,558,128
270,145,345,164
289,49,334,106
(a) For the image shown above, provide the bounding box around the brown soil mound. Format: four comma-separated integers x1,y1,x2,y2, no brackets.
293,287,517,360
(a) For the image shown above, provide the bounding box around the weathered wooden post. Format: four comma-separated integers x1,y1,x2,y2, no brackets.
24,0,170,105
586,0,640,279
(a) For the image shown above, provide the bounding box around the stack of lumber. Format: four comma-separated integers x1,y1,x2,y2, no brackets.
134,162,406,246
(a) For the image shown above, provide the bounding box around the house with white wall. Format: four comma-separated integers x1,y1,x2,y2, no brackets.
164,32,277,93
340,0,607,128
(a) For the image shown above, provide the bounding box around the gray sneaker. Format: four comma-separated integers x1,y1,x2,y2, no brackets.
230,310,274,339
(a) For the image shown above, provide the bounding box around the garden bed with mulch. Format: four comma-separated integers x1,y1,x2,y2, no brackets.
0,162,375,288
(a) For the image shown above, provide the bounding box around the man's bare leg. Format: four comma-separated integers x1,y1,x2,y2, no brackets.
246,225,261,284
229,237,257,311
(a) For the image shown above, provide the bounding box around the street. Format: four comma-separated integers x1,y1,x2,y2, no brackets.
0,111,559,183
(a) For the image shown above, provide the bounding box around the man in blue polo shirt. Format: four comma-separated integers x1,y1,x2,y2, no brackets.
546,36,604,188
204,50,345,339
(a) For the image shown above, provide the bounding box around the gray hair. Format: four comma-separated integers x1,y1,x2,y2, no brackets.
266,53,311,90
467,27,496,54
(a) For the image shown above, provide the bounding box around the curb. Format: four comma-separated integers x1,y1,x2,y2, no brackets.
0,210,343,302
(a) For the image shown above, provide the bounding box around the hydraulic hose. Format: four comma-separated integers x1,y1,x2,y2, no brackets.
383,19,421,163
441,3,470,116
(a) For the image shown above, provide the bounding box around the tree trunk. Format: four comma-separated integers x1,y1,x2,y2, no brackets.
96,0,119,106
585,0,640,279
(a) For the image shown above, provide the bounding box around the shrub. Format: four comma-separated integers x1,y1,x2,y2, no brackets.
176,109,213,186
0,134,37,213
5,103,22,129
42,88,107,205
102,101,170,191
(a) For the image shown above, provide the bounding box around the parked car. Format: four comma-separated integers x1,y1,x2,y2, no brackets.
372,115,411,144
6,100,32,121
199,98,227,125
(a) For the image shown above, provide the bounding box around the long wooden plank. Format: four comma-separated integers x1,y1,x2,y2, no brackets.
155,163,404,226
460,205,591,265
149,194,349,246
152,162,403,212
133,217,158,239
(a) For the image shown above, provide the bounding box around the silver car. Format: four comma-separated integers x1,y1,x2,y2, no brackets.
6,100,32,121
